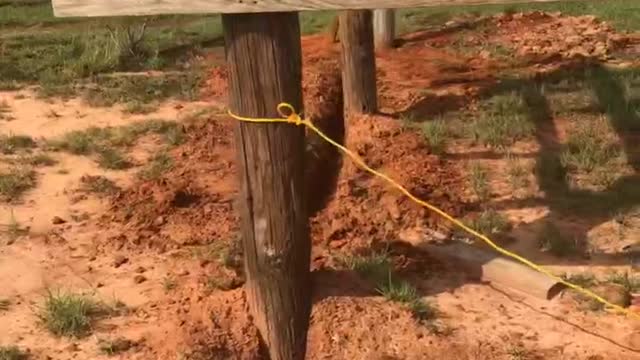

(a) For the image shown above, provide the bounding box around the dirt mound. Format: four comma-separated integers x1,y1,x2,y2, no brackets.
494,11,627,62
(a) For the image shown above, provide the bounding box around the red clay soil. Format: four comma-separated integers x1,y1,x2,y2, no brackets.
100,12,640,359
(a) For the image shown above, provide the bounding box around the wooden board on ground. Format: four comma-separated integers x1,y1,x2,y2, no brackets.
53,0,585,17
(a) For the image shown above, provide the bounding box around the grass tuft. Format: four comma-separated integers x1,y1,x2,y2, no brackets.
469,162,490,201
0,167,36,200
96,147,131,170
421,119,448,155
39,290,104,338
469,209,510,236
25,153,57,167
506,154,529,191
0,135,35,155
79,175,120,196
0,346,28,360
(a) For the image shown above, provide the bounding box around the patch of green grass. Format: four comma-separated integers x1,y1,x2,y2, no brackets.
0,298,10,311
138,152,173,180
421,119,448,155
342,252,392,284
98,337,133,356
560,120,619,172
96,147,131,170
538,222,579,257
0,135,35,155
39,291,105,338
48,119,181,158
469,162,490,201
469,209,510,236
0,345,28,360
376,274,438,325
83,72,202,106
0,167,36,200
470,92,534,148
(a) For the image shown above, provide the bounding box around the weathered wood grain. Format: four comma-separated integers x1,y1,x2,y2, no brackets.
339,10,377,114
373,9,395,49
53,0,585,17
223,12,311,360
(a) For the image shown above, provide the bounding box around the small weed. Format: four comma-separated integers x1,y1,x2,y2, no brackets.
163,277,177,292
377,275,419,303
421,119,448,155
0,100,10,113
96,147,131,170
469,209,510,236
57,169,70,175
0,135,35,155
79,175,120,195
469,162,490,201
470,92,534,148
25,153,57,167
98,337,134,356
39,290,104,338
538,222,579,257
342,252,392,283
49,130,96,155
0,346,28,360
138,152,173,180
0,298,10,311
0,167,36,200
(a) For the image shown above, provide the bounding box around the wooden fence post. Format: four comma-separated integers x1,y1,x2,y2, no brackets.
339,10,378,114
222,12,311,360
373,9,395,49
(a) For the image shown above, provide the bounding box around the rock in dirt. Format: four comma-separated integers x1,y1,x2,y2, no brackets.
51,216,67,225
153,216,165,226
133,275,147,284
113,255,129,268
135,266,146,273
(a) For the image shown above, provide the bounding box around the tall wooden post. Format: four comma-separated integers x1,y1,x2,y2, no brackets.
339,10,378,114
373,9,395,49
222,13,311,360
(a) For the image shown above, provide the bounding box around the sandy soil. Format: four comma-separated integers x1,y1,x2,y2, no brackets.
1,11,640,360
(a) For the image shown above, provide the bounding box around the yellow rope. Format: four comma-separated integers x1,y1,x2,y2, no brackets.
229,102,640,321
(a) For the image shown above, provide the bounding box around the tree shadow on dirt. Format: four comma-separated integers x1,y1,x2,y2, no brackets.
470,62,640,267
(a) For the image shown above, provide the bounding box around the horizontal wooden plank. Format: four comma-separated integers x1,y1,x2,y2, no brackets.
52,0,580,17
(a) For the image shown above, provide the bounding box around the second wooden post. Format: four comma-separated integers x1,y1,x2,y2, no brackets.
222,12,311,360
339,10,378,114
